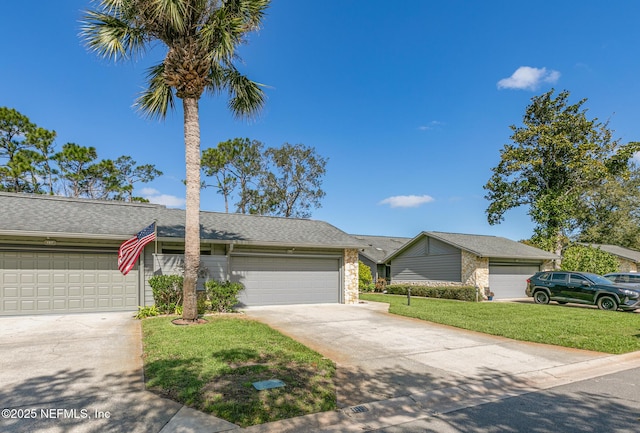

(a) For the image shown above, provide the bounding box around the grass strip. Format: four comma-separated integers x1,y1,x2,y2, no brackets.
361,293,640,354
142,315,336,427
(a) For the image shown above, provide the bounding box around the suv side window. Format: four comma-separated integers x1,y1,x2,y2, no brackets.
569,274,588,284
629,275,640,283
536,272,551,280
551,272,567,282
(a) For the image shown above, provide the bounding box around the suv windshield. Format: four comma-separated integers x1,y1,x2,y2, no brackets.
583,273,617,285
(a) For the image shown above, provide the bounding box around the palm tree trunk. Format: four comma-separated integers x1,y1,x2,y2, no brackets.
182,97,201,321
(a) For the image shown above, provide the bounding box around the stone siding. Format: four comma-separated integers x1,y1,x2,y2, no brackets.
617,258,638,273
343,248,359,304
541,260,555,271
461,251,489,292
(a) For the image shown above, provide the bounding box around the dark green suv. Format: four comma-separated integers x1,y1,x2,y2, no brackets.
525,271,640,311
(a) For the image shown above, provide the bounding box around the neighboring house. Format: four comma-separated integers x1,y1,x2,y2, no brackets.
0,192,363,316
584,244,640,272
384,231,558,299
353,234,412,282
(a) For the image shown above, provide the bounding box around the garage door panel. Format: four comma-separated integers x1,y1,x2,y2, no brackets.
0,251,139,315
489,265,539,299
232,256,340,306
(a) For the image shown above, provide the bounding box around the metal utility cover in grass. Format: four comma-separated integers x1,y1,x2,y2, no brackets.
252,379,285,390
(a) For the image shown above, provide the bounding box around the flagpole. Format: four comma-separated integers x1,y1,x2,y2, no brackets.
154,219,158,255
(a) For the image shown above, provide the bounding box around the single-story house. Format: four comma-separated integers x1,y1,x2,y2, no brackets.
353,234,412,282
584,244,640,272
384,231,559,299
0,192,364,316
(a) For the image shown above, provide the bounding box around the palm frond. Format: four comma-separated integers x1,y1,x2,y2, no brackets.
222,67,266,120
148,0,189,33
80,10,147,61
201,0,268,62
135,63,176,119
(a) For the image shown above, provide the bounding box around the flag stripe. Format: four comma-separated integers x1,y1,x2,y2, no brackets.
118,223,156,275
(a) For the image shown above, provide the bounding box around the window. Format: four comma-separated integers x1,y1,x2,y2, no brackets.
569,274,588,284
537,272,551,280
551,273,567,282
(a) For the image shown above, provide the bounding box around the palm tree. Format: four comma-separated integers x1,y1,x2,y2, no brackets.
81,0,268,321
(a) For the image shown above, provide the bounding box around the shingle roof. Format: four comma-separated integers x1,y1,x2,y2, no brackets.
0,192,364,249
385,231,559,262
583,244,640,263
352,234,412,263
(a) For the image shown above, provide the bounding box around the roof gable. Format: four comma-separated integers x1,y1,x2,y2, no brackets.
384,231,559,262
352,234,412,263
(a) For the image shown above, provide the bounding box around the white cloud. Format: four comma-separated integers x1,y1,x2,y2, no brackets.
497,66,560,90
141,188,186,208
379,194,435,208
418,121,444,131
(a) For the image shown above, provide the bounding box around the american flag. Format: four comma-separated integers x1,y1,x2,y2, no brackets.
118,222,156,275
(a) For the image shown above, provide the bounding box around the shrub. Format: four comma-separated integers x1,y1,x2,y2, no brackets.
206,280,244,312
375,278,387,292
561,244,619,274
135,305,159,319
358,261,373,290
385,284,477,302
148,275,183,313
197,291,208,315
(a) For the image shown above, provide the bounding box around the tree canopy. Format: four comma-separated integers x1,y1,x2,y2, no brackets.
575,163,640,250
484,89,639,254
202,139,327,218
0,107,161,200
560,244,619,274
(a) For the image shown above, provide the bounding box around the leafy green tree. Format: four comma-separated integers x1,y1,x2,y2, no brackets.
560,244,619,274
81,0,268,321
358,261,373,291
0,107,57,194
484,89,639,255
576,164,640,250
52,143,100,198
111,156,163,202
0,107,161,199
201,138,263,213
257,143,327,218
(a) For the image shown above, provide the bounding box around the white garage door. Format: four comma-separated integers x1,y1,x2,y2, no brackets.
231,256,340,306
489,264,540,299
0,251,139,316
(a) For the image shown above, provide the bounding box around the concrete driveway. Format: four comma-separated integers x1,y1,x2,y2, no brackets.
0,312,236,433
243,301,629,408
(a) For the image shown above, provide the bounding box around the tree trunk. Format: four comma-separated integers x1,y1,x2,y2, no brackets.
553,228,563,270
182,97,201,321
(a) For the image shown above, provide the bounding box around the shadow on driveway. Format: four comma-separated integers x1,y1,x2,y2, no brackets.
0,312,181,433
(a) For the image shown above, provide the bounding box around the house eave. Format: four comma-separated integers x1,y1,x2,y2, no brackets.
0,230,362,251
0,229,128,241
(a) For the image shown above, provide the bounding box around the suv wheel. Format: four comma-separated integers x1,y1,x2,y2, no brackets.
597,295,618,311
533,290,550,304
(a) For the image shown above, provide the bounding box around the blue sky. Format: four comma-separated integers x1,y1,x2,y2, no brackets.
2,1,640,241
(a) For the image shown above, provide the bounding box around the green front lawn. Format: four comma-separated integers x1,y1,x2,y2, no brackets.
141,316,336,427
360,294,640,354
